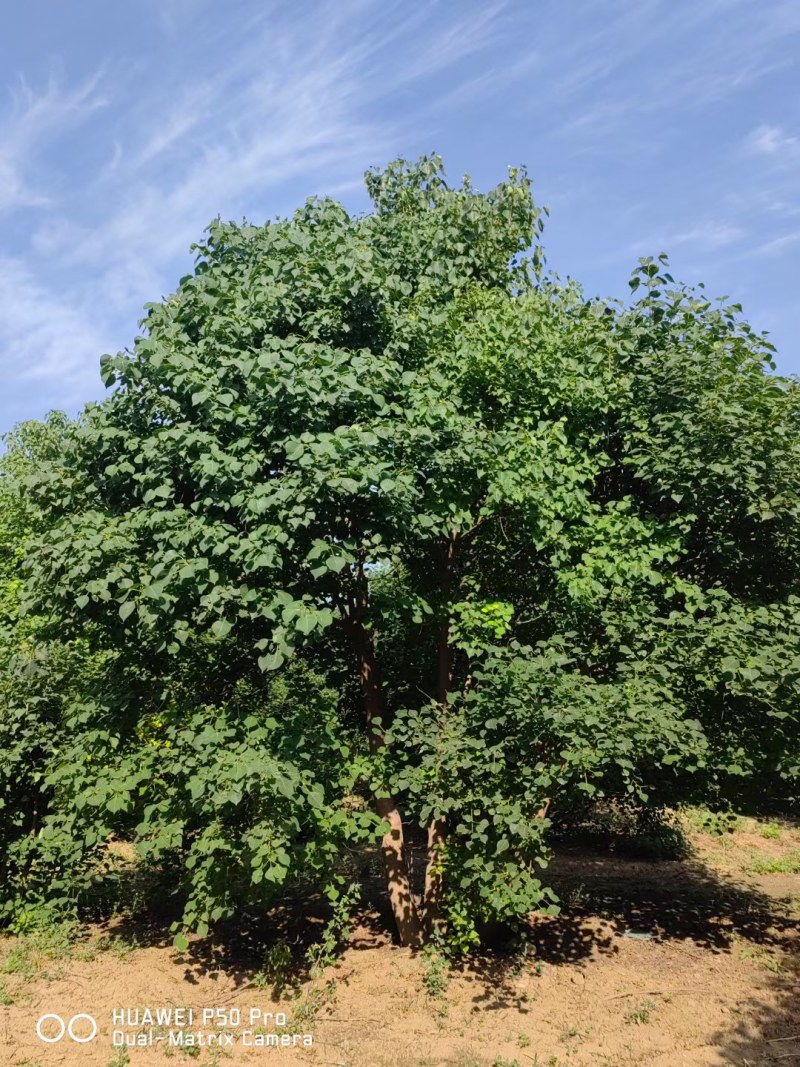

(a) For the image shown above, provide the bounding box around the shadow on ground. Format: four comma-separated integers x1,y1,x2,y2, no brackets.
715,983,800,1067
104,840,798,1026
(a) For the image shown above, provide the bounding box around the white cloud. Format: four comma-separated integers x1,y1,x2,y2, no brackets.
0,257,113,396
670,223,747,250
52,1,514,288
0,72,106,213
629,221,746,257
1,0,516,419
754,230,800,256
746,123,799,158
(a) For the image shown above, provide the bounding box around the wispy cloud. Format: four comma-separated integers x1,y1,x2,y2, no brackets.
0,256,112,394
2,0,799,431
628,221,747,258
0,0,515,425
52,0,513,282
0,73,106,213
745,123,800,159
754,230,800,256
553,0,798,141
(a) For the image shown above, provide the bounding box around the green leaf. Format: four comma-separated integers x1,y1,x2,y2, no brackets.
258,651,285,672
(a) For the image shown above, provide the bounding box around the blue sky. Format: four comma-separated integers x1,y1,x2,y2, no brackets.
1,0,799,431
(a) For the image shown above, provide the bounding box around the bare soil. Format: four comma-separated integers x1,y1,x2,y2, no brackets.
1,814,798,1067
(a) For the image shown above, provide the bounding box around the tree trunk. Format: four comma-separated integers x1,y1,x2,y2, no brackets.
357,624,423,948
374,795,423,948
423,817,446,937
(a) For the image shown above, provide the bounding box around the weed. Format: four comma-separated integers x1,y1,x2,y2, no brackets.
97,934,138,959
179,1037,201,1059
746,850,800,875
685,807,743,837
107,1050,130,1067
762,957,787,976
0,922,82,981
434,1000,450,1026
559,1025,589,1043
422,941,450,998
493,1059,521,1067
759,823,783,840
739,944,788,974
0,980,13,1005
291,984,332,1027
306,883,360,979
252,939,294,997
518,1033,531,1048
283,882,358,1030
563,883,589,909
450,1054,482,1067
559,1024,589,1051
625,998,657,1025
506,927,541,978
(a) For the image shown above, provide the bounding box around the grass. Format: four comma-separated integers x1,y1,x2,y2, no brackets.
745,850,800,875
559,1024,590,1052
759,822,783,840
0,927,74,980
684,807,744,837
738,943,790,975
624,998,657,1025
0,922,138,983
449,1055,482,1067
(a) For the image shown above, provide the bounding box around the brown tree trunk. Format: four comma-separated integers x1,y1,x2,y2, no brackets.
423,817,446,937
357,623,423,948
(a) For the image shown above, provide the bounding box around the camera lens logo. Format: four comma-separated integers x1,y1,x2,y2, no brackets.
36,1013,98,1043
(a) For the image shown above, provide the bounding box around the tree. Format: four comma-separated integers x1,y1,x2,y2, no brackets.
23,156,800,947
0,414,107,919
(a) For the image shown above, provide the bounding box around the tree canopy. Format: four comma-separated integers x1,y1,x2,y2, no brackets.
5,155,800,947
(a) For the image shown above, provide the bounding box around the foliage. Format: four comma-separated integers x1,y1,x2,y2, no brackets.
252,939,293,996
3,154,799,947
421,936,450,997
0,414,109,917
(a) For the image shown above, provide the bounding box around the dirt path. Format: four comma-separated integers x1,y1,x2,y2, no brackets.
1,814,798,1067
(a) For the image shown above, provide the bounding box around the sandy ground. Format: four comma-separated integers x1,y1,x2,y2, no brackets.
1,816,798,1067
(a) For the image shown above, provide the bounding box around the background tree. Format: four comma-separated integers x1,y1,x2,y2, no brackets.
0,414,109,920
19,156,800,947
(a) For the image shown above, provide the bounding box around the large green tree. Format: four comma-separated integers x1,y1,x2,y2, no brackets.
22,157,800,946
